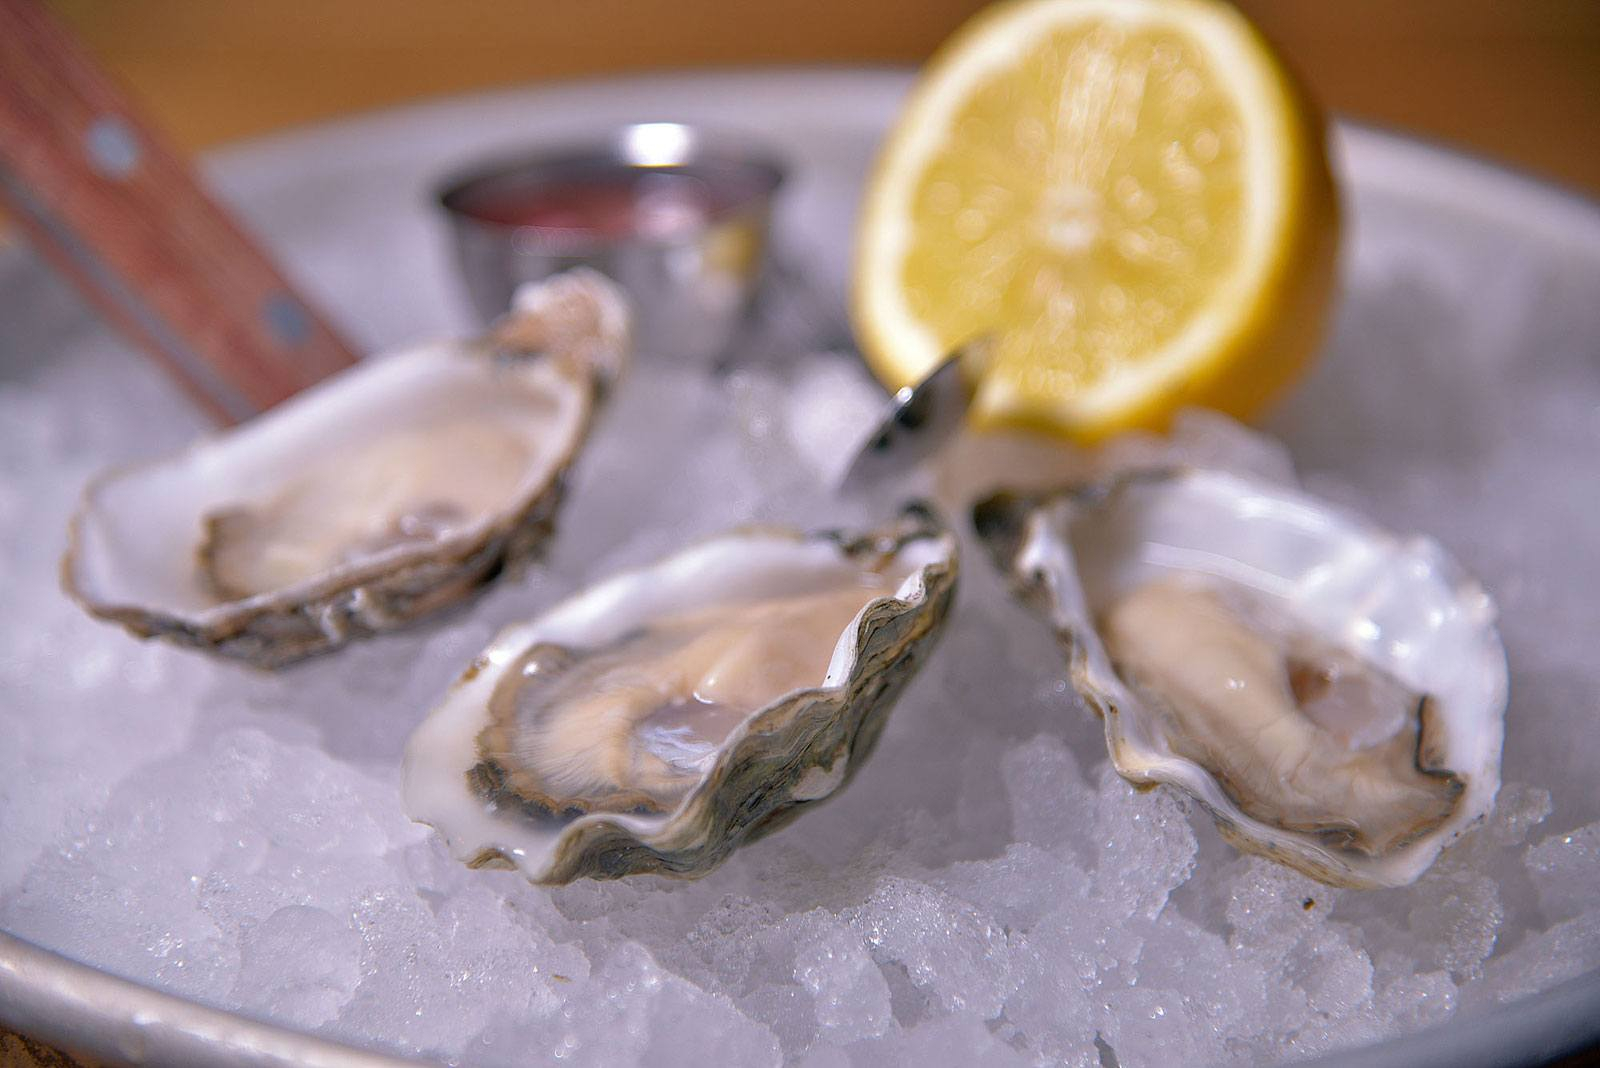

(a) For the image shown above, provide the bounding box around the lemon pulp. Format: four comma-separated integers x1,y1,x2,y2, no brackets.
854,0,1338,440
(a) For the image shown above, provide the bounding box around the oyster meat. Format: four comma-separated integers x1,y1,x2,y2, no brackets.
976,467,1506,888
403,505,958,884
63,270,628,667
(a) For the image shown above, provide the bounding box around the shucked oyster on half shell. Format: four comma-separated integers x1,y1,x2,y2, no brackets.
975,467,1507,888
402,505,958,884
63,270,629,668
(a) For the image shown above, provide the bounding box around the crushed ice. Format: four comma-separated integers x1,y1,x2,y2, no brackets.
4,172,1600,1067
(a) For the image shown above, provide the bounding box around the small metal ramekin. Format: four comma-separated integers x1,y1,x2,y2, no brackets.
437,122,787,366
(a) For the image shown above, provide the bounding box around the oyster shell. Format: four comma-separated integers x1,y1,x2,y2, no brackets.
402,505,958,884
63,270,628,668
975,467,1506,888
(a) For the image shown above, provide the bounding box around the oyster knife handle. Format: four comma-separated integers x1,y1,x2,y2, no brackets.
0,0,361,424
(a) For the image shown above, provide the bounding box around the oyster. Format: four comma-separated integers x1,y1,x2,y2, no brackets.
402,505,957,884
975,467,1506,888
63,270,629,667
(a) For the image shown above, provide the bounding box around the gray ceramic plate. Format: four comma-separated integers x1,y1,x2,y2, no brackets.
2,69,1598,1068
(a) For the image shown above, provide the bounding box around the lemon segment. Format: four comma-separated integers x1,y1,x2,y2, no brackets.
854,0,1338,441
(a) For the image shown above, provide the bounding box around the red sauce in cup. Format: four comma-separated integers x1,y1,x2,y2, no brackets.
453,166,760,243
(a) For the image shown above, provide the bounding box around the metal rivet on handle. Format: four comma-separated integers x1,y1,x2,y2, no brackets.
262,291,312,347
84,116,141,178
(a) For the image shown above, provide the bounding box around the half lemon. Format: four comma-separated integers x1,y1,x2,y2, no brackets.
853,0,1339,441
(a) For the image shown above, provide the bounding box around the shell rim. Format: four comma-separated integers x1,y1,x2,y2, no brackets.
407,503,960,884
57,349,602,656
975,464,1509,889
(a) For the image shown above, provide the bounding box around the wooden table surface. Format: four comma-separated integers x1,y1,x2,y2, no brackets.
41,0,1600,197
3,2,1599,1066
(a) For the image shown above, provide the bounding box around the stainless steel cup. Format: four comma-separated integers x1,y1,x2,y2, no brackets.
437,122,786,367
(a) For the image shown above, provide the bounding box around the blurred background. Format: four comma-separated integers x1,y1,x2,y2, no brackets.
43,0,1600,196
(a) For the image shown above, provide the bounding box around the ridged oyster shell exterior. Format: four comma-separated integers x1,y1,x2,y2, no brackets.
62,270,628,668
402,504,958,884
975,467,1507,888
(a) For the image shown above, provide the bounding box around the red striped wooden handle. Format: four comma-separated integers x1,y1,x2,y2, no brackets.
0,0,360,424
